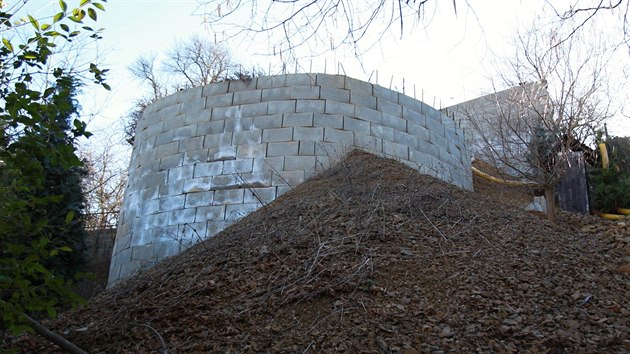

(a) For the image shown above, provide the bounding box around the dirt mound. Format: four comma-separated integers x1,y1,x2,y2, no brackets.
9,151,630,353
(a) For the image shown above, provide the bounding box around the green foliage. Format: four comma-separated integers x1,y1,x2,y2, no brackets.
0,0,107,340
589,137,630,213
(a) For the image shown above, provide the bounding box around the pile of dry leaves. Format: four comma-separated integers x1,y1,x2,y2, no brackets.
8,151,630,353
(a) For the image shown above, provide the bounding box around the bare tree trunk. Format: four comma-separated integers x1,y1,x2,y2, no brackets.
23,313,88,354
545,186,556,222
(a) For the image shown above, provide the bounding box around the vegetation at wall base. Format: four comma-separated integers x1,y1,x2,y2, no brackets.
589,136,630,213
0,0,107,345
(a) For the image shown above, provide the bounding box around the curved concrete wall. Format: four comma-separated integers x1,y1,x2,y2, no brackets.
108,74,472,286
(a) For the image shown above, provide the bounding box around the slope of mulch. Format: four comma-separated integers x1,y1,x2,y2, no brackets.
9,151,630,353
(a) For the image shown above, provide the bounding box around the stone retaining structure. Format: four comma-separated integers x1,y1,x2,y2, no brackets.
108,73,472,286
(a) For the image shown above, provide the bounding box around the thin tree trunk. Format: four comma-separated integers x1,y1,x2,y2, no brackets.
545,186,556,222
22,313,88,354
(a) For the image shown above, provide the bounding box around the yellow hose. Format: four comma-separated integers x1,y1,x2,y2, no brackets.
597,213,630,221
599,143,609,170
472,166,542,187
617,208,630,215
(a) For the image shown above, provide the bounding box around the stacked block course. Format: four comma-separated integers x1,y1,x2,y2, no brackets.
108,74,472,286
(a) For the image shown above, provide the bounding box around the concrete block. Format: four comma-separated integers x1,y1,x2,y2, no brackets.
211,175,240,190
315,155,331,171
162,114,186,132
377,98,402,117
267,141,299,157
237,143,267,158
285,73,316,86
140,199,160,217
184,110,212,125
245,187,277,203
157,141,179,157
296,100,325,114
431,132,448,152
294,126,324,141
355,106,382,124
178,136,204,152
202,81,230,97
271,75,287,88
262,87,291,101
268,100,297,115
193,162,223,178
172,124,198,141
196,205,225,222
160,153,183,170
212,106,242,121
373,85,399,103
324,127,353,144
256,76,274,89
299,140,316,156
272,170,305,187
140,186,159,201
226,203,260,221
208,145,237,162
222,158,254,174
354,134,382,152
262,127,293,142
316,74,345,88
253,157,285,174
180,97,206,114
290,86,320,99
185,191,214,208
131,244,155,262
236,172,272,188
276,186,292,197
183,177,212,193
225,117,254,132
155,130,175,146
403,106,424,126
196,120,225,135
351,93,377,109
139,160,160,178
233,89,262,105
213,188,245,205
344,117,371,135
408,121,431,142
206,221,229,236
141,172,167,189
418,140,440,159
394,130,418,150
183,149,209,165
284,112,314,127
159,180,184,198
285,155,317,171
241,102,269,117
228,78,258,92
325,100,354,116
169,208,197,225
156,103,181,123
370,124,395,142
315,142,347,159
176,85,203,102
398,93,425,113
152,241,179,258
381,113,407,131
320,86,350,102
204,133,233,148
383,140,409,160
425,116,446,137
313,114,344,129
168,165,194,183
252,114,283,129
159,195,185,211
345,76,373,95
233,129,262,145
206,93,234,108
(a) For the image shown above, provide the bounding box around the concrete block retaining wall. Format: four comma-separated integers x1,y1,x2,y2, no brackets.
108,73,472,286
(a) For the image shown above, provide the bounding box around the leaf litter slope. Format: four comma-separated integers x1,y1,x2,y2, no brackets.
15,151,630,352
